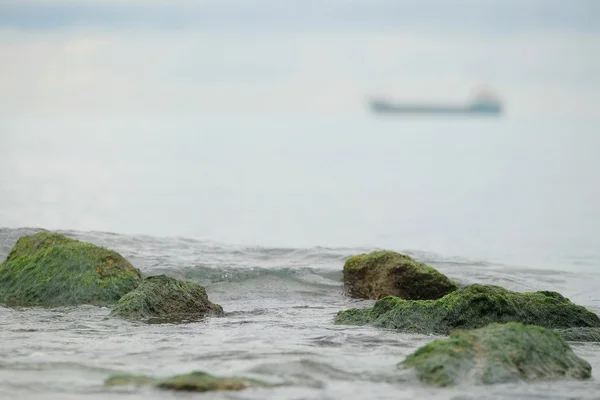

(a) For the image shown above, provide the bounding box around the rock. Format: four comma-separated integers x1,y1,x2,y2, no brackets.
336,284,600,334
105,371,272,392
342,250,457,300
105,374,156,387
556,327,600,342
399,322,592,387
109,274,224,321
0,231,142,307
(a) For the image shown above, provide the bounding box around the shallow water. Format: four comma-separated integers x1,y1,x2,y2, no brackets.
1,227,599,399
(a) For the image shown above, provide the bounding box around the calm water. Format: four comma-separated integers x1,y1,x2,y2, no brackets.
1,113,600,270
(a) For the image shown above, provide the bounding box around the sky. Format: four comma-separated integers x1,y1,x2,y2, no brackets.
1,0,598,33
0,0,599,117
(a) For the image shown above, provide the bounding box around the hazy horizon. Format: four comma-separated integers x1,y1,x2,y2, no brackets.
2,0,599,270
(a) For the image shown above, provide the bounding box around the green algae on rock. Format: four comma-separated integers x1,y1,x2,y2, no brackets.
109,274,224,321
104,374,156,387
0,231,142,307
399,322,592,387
336,284,600,334
105,371,272,392
556,327,600,342
342,250,457,300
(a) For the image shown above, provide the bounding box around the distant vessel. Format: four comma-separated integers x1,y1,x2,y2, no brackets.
369,90,503,116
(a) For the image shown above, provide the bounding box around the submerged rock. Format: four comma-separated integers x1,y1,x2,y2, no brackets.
0,231,142,307
336,284,600,334
110,274,224,321
399,322,592,387
105,371,272,392
342,250,457,300
556,327,600,342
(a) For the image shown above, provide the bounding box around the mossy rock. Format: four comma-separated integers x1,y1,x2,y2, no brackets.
343,250,457,300
0,232,142,307
336,284,600,334
556,327,600,342
105,371,272,392
399,322,592,387
110,274,224,321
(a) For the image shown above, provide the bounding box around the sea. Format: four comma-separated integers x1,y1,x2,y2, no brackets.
1,1,600,399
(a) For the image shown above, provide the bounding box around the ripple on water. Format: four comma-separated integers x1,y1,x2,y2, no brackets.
1,228,600,399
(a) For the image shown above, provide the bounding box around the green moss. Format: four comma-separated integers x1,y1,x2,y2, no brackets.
402,334,475,387
342,250,457,300
110,274,224,321
0,232,142,307
104,371,273,392
399,322,592,387
105,374,155,387
335,308,375,325
556,327,600,342
336,284,600,334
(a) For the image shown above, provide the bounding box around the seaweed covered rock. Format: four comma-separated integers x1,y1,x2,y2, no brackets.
343,250,457,300
336,284,600,334
105,371,272,392
556,327,600,342
110,274,224,321
399,322,592,387
0,231,142,307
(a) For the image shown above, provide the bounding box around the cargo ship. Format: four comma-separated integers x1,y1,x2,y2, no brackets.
369,90,503,115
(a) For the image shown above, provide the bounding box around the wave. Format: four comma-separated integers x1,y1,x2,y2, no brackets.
146,264,344,288
0,226,493,268
0,226,507,293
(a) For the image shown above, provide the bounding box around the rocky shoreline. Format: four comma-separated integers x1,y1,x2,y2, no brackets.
1,231,598,392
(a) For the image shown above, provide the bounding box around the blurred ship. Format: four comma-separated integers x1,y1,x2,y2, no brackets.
369,89,503,116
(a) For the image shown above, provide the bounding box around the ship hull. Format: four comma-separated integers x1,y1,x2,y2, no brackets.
370,102,502,115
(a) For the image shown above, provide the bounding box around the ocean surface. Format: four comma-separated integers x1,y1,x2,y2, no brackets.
2,1,600,398
1,227,599,400
2,114,600,271
2,107,600,400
